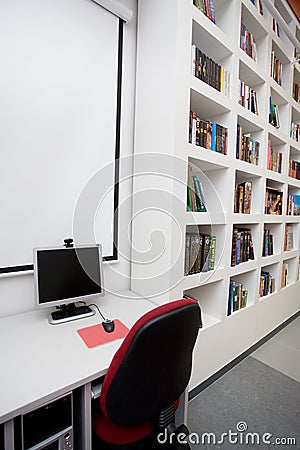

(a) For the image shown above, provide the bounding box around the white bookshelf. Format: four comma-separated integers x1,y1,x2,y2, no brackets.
132,0,300,391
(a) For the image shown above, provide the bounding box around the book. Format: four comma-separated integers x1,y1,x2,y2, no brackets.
227,280,248,316
289,159,300,180
262,228,274,257
260,271,275,297
191,44,230,95
184,234,191,275
208,235,216,271
236,127,260,165
187,164,207,212
284,224,294,251
265,187,283,215
290,122,300,142
201,234,211,272
269,97,280,128
193,0,216,23
185,231,216,275
239,80,258,114
240,23,257,61
190,233,202,274
294,195,300,215
281,263,288,288
267,139,282,173
189,111,227,154
242,181,252,214
231,227,254,266
233,181,252,214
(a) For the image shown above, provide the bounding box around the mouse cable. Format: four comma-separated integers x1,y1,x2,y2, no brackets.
87,303,110,322
76,301,111,322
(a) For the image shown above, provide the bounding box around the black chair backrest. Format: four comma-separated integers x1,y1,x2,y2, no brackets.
100,299,201,426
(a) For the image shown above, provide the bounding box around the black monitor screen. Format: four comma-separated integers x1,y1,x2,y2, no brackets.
35,246,102,306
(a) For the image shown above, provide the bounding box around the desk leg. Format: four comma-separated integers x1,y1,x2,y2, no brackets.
75,383,92,450
175,388,188,427
4,420,14,450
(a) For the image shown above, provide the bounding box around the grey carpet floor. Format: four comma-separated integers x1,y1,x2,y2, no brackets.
187,356,300,449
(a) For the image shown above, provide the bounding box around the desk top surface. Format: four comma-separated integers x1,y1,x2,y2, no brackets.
0,290,155,423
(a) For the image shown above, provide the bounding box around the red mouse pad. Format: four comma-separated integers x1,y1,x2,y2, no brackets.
77,320,129,348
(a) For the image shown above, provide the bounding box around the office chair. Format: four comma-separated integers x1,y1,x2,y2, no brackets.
93,298,202,449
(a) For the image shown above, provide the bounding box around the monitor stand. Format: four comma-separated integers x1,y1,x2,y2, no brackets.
48,303,96,325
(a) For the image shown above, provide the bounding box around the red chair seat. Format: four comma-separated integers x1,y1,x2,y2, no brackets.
93,408,153,445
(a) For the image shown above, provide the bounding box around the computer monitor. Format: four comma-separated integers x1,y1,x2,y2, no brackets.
34,244,104,324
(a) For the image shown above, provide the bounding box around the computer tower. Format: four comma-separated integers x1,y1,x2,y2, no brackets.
14,392,73,450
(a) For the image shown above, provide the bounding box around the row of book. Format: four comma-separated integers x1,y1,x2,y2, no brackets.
185,232,216,275
231,227,254,267
240,22,257,62
187,165,207,212
189,111,228,154
287,194,300,216
262,228,274,257
238,81,258,114
236,126,259,165
267,140,282,173
289,159,300,180
270,51,282,86
292,79,300,103
227,281,248,316
233,181,252,214
259,271,275,297
290,123,300,142
191,45,230,96
284,224,294,252
265,187,283,215
269,98,280,128
193,0,215,23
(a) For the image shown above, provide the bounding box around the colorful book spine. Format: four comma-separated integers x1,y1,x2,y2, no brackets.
231,227,255,266
184,232,216,275
193,0,216,23
191,45,230,95
227,280,248,316
189,112,227,155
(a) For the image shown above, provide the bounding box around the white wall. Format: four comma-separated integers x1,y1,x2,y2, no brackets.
0,0,137,317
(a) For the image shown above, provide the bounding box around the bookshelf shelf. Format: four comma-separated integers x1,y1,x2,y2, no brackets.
133,0,300,390
259,261,281,297
287,177,300,188
281,256,298,287
237,112,264,132
184,279,226,325
230,259,257,276
235,158,263,175
183,267,226,291
227,268,257,315
237,104,265,128
190,87,231,118
261,253,281,266
192,19,234,60
188,144,231,168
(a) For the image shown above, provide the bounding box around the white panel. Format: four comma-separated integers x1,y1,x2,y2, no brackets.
92,0,133,22
0,0,119,266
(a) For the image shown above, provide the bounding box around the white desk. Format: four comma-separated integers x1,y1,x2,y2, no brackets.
0,290,156,450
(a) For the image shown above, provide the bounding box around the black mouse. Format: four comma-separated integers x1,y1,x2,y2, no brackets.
102,319,115,333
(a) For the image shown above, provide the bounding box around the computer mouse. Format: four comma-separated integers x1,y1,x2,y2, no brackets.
102,319,115,333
